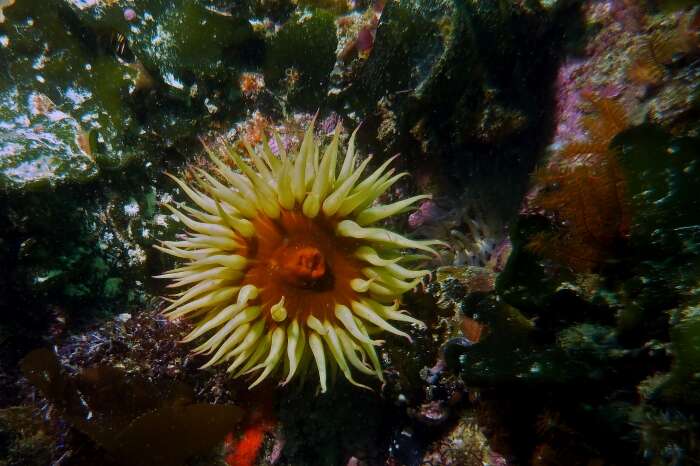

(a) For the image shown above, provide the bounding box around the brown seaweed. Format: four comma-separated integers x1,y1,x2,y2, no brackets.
21,348,242,466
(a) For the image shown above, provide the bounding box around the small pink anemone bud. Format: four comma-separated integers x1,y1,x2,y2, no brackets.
408,199,442,229
123,8,137,21
357,27,375,58
267,136,280,155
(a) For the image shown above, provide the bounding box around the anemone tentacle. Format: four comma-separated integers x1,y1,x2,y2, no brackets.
157,123,437,392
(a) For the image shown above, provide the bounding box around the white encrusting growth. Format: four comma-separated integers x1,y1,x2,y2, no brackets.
157,122,441,392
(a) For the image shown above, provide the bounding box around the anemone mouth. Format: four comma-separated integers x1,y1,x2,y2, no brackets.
156,123,443,392
243,210,361,322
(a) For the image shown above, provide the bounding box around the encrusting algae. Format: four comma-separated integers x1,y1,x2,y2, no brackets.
156,122,442,392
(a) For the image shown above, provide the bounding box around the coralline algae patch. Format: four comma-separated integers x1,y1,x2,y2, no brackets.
550,0,643,149
551,1,700,150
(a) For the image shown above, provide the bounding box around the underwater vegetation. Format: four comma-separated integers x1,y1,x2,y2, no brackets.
436,4,700,459
454,103,700,465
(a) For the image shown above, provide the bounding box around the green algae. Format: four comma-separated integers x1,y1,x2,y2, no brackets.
0,0,263,189
614,125,700,252
264,8,337,110
121,1,256,83
103,276,123,299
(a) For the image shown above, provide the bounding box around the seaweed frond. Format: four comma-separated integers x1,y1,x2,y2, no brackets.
527,97,631,272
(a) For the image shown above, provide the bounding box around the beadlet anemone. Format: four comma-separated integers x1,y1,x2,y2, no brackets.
156,122,441,391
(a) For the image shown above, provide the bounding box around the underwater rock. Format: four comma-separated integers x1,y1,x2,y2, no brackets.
339,0,568,223
1,0,263,191
0,0,14,23
124,2,255,84
0,0,145,181
62,0,259,85
552,2,700,148
0,0,698,464
420,411,501,466
0,88,97,190
56,309,192,380
442,337,473,375
277,384,388,465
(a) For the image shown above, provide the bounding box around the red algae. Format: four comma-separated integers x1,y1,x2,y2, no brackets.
225,392,277,466
225,425,268,466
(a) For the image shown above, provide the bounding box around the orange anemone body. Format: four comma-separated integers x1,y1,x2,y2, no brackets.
243,211,362,325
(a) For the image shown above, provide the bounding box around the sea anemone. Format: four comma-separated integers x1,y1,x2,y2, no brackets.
156,123,441,391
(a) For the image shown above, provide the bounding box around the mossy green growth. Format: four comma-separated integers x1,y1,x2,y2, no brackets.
23,240,109,301
496,215,563,315
613,125,700,253
60,0,265,139
122,0,256,85
103,277,123,299
264,9,337,110
659,304,700,406
294,0,349,14
556,323,624,362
